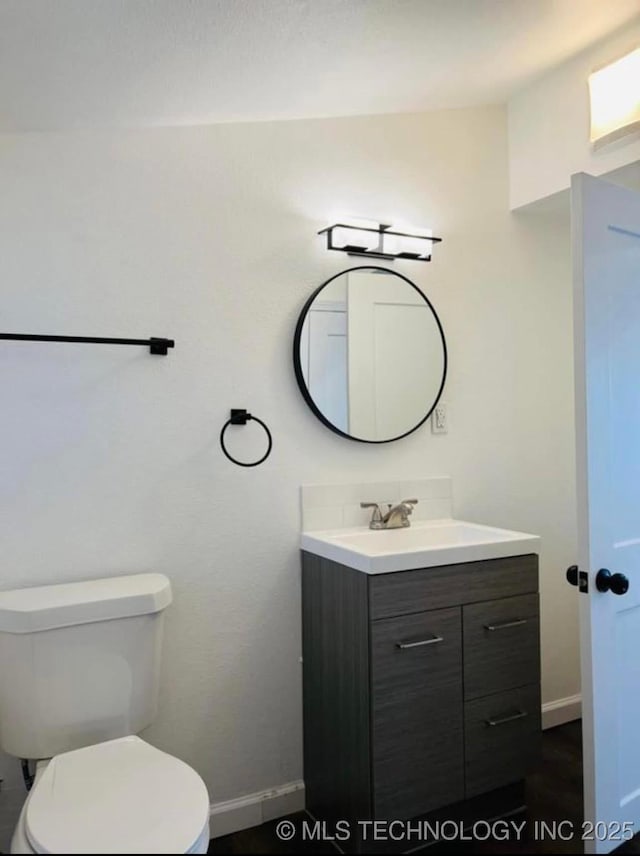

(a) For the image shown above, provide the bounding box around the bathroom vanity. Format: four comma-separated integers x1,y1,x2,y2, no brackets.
301,519,541,852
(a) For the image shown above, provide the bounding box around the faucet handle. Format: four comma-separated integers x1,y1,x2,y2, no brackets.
360,502,384,524
400,498,419,506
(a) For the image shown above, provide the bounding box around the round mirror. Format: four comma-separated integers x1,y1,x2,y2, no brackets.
293,265,447,443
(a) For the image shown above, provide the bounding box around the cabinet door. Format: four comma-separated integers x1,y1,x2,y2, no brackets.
464,684,542,797
463,594,540,699
371,607,463,819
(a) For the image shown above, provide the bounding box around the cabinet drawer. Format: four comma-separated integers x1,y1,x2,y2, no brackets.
370,555,538,621
372,607,462,699
463,594,540,699
372,607,463,818
464,685,541,798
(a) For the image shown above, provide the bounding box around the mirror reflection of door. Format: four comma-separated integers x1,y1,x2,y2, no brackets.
296,266,446,443
347,271,444,440
300,298,348,433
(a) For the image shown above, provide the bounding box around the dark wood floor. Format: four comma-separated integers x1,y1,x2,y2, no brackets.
208,720,640,855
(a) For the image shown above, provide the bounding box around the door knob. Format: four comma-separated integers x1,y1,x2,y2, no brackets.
595,568,629,595
566,565,579,587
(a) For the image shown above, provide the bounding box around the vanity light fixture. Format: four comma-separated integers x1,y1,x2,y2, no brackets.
589,47,640,147
383,223,435,258
318,220,441,262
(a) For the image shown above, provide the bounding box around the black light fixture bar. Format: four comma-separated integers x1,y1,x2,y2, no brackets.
318,223,442,262
0,333,175,355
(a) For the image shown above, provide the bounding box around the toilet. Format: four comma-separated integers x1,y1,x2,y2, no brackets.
0,573,210,854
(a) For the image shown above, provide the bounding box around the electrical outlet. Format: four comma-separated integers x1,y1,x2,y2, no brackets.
431,403,447,434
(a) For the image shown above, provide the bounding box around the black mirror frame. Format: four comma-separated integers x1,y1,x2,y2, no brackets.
293,265,448,444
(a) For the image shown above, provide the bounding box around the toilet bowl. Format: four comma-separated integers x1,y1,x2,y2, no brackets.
10,736,210,854
0,574,210,854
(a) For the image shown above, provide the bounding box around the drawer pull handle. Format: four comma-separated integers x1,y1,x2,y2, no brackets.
484,618,527,631
485,710,528,727
396,635,443,650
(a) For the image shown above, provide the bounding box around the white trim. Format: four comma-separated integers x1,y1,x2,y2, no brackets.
310,300,347,313
209,699,581,839
209,780,305,839
542,694,582,730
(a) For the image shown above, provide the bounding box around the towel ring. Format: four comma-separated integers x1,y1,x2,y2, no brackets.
219,409,273,468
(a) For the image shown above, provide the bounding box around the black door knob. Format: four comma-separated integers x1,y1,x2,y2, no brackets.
595,568,629,596
566,565,579,587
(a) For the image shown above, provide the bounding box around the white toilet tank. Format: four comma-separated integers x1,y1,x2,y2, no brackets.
0,573,172,760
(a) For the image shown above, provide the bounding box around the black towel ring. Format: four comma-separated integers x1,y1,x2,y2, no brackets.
220,409,273,468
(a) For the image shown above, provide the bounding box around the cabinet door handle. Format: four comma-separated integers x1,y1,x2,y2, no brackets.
485,710,528,727
484,618,527,631
396,635,443,650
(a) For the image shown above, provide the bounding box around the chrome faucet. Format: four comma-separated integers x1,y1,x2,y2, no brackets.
360,499,418,530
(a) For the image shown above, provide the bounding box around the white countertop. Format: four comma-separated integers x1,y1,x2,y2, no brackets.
301,518,540,574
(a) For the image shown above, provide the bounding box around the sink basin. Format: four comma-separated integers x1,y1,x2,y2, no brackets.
301,518,540,573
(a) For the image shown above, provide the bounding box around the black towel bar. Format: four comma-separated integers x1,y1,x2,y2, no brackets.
0,333,175,355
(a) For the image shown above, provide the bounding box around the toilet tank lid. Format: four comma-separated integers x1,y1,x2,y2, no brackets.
0,573,172,634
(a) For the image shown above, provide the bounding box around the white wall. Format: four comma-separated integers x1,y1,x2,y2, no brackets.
0,107,576,840
509,17,640,209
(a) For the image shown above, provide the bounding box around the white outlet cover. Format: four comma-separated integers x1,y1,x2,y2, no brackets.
432,403,447,434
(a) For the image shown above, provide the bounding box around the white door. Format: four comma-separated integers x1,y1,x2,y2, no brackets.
300,303,348,433
572,172,640,853
347,271,444,440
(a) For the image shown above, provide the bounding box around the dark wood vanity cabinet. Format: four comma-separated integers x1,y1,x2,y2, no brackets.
301,552,541,845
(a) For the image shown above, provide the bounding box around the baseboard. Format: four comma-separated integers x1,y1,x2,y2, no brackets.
542,693,582,729
209,780,305,839
209,698,580,839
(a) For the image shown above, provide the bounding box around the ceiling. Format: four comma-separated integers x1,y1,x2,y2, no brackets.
0,0,638,131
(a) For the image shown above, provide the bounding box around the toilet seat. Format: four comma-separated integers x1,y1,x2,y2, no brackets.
24,736,210,854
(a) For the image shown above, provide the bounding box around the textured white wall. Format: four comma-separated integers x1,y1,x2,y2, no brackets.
0,107,576,839
508,17,640,209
